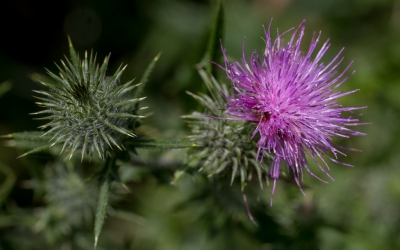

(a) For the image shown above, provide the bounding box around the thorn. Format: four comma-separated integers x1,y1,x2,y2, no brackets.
67,36,73,47
155,51,162,61
0,134,11,138
94,236,98,249
17,153,28,159
120,183,131,193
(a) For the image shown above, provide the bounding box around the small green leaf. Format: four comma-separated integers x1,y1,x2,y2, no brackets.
2,131,54,142
94,176,111,248
199,0,224,75
134,53,161,105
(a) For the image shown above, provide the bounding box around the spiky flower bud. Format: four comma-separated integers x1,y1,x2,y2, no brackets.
184,69,270,188
45,163,97,227
33,40,146,160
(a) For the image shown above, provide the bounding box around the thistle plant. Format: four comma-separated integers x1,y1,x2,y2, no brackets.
0,0,381,248
217,20,368,198
32,39,146,160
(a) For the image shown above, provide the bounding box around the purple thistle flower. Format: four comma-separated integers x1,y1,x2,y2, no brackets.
219,20,367,202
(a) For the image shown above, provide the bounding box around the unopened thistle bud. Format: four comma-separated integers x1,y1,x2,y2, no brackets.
184,69,270,189
33,39,146,160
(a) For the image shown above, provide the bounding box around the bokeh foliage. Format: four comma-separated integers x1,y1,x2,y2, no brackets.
0,0,398,249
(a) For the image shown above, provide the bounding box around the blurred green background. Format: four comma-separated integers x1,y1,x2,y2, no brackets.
0,0,398,249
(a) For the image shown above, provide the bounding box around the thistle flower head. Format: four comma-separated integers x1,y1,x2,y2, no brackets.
33,40,146,160
219,20,367,197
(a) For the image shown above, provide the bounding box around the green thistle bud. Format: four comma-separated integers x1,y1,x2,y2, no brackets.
45,163,97,228
184,69,271,189
32,39,146,160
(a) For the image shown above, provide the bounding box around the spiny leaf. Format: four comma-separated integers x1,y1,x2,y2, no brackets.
134,53,162,105
2,131,54,142
17,144,52,158
199,0,224,75
94,175,111,248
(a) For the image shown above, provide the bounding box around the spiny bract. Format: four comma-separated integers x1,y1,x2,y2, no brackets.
184,68,270,189
33,39,146,160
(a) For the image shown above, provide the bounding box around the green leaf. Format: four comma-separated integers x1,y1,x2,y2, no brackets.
1,131,53,142
134,53,161,106
2,131,61,156
94,157,116,248
124,138,192,150
94,176,111,248
199,0,224,75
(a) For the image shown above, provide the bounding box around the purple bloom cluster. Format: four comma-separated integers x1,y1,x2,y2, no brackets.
219,20,367,200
